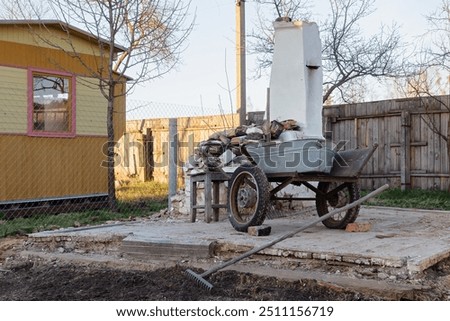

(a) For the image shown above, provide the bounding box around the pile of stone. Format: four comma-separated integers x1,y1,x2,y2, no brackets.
193,119,303,169
208,119,302,144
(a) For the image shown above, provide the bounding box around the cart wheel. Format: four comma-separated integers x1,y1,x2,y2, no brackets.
316,182,360,229
228,165,270,232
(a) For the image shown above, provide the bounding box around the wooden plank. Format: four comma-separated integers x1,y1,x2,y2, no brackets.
384,113,391,183
410,173,450,177
336,118,343,145
352,118,359,149
433,113,441,189
370,118,379,177
423,112,434,189
389,115,401,174
121,237,215,259
400,111,411,190
416,115,425,189
377,115,386,187
441,113,449,190
410,114,421,175
358,118,366,148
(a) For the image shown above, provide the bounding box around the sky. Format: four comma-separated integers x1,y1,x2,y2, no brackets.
128,0,445,119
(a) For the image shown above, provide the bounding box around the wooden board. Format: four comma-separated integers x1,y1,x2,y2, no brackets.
121,236,215,260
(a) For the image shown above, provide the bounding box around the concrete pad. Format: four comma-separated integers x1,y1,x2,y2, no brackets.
29,206,450,273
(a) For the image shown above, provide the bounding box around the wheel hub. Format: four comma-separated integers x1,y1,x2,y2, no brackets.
329,191,348,208
237,188,257,208
335,192,348,208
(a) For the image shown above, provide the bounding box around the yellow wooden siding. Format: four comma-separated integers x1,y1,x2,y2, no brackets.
0,40,103,77
113,83,126,141
0,136,108,201
0,66,27,134
0,25,104,57
76,77,107,136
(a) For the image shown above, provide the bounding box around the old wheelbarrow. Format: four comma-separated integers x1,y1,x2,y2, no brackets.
222,138,378,232
186,136,382,290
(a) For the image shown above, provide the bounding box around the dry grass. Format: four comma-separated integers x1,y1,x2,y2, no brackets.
0,181,169,237
116,180,168,202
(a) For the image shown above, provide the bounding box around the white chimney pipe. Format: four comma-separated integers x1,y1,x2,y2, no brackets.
269,20,324,139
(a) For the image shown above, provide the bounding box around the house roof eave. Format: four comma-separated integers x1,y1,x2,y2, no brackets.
0,19,127,53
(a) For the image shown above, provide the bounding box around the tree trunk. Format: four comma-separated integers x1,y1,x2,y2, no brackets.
107,93,118,212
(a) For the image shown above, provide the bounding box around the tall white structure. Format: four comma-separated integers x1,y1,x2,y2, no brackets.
269,20,324,139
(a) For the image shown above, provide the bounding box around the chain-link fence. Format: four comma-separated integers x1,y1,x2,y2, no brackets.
116,99,240,221
0,86,237,237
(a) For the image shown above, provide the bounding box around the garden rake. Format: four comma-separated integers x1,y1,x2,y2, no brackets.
185,184,389,291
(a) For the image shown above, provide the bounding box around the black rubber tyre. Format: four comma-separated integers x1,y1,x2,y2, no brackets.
315,182,361,229
227,165,270,232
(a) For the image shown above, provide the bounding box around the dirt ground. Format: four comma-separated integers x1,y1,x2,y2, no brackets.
1,236,450,301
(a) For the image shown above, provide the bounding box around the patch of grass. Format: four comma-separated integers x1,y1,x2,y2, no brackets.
363,188,450,210
0,181,169,238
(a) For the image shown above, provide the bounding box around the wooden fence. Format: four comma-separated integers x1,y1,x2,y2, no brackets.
117,95,450,191
116,113,239,185
324,95,450,190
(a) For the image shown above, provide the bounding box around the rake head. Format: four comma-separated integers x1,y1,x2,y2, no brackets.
185,269,214,291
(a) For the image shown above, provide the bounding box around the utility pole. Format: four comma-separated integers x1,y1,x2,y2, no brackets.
236,0,246,125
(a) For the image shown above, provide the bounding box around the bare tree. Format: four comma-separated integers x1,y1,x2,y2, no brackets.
248,0,311,77
424,0,450,72
322,0,407,103
401,0,449,94
401,0,449,127
0,0,49,18
249,0,407,103
1,0,194,211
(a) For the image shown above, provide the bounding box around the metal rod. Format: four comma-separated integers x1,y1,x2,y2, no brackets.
272,197,316,201
269,177,294,196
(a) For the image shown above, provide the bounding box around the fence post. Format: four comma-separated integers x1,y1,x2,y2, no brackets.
400,111,411,191
168,118,178,210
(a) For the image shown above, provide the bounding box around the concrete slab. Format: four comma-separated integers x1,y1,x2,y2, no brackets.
29,206,450,273
121,235,215,260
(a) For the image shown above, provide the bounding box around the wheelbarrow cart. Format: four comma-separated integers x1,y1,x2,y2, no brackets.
222,139,378,232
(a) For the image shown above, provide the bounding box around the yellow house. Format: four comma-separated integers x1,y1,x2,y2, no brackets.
0,20,126,214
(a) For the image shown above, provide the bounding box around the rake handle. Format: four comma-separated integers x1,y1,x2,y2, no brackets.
200,183,389,278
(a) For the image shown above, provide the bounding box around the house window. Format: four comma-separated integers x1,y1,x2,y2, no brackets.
29,70,75,136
